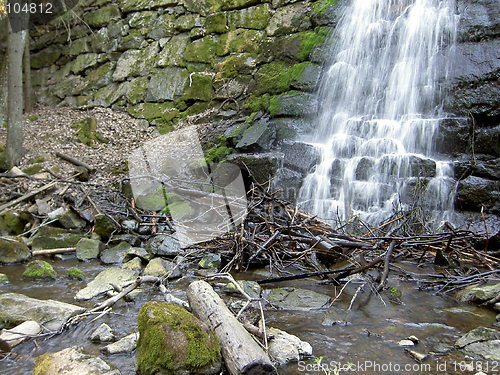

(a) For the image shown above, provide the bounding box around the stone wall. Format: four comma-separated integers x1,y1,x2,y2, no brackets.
29,0,339,135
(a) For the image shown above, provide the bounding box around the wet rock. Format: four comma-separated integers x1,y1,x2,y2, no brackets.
235,120,276,151
75,268,137,301
94,214,117,240
33,346,121,375
0,292,85,331
145,234,182,257
90,323,115,343
268,327,312,365
100,241,131,264
198,253,221,270
398,339,415,347
0,273,9,284
144,258,181,279
456,176,500,213
431,343,452,353
227,152,281,186
22,260,57,280
103,332,139,355
270,92,318,117
31,226,84,250
68,267,84,280
136,301,221,375
76,238,105,261
456,282,500,305
265,287,331,310
266,2,311,36
0,320,41,349
405,349,427,362
223,280,261,299
279,140,320,175
0,237,31,264
455,326,500,360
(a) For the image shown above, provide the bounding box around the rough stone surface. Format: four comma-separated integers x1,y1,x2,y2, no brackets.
455,326,500,360
75,268,137,301
90,323,115,343
144,258,181,279
103,332,139,354
100,241,132,264
268,327,312,365
76,238,105,261
0,293,85,331
0,237,31,264
456,283,500,304
33,346,121,375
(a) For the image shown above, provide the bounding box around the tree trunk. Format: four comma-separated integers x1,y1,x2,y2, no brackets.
187,280,277,375
6,21,26,167
23,35,31,113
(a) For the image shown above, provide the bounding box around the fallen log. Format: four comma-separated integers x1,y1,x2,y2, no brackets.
55,152,95,172
32,247,76,256
187,280,277,375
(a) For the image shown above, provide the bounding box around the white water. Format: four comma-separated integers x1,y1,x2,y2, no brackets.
297,0,459,225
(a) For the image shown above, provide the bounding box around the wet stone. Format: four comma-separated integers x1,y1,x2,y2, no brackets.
103,332,139,355
75,268,137,301
100,241,131,264
144,258,181,279
76,238,105,261
198,253,221,270
0,237,31,264
265,287,331,310
90,323,115,343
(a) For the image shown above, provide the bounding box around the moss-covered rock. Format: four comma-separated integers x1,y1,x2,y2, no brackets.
296,28,329,60
126,77,150,104
269,91,317,117
85,4,122,28
222,29,265,54
266,2,312,36
158,34,190,67
113,42,159,81
137,301,221,375
85,62,114,89
183,0,220,15
220,0,261,10
121,0,178,12
146,67,189,101
175,14,204,32
0,273,9,284
183,73,214,102
76,238,105,261
31,226,84,251
184,35,225,64
227,4,271,30
68,267,84,280
71,53,101,74
22,163,43,175
94,214,117,240
71,117,107,147
128,102,180,123
0,211,30,235
92,82,129,107
206,13,227,34
31,47,61,69
23,260,57,280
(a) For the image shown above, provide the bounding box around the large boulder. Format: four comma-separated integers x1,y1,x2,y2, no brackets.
0,211,30,235
31,226,84,250
455,175,500,213
456,282,500,305
0,293,85,331
0,237,31,264
33,346,120,375
137,301,221,375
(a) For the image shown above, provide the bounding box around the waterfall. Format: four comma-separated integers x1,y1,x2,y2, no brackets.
297,0,459,226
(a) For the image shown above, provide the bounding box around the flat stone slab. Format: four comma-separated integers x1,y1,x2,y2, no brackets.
456,326,500,361
75,268,137,301
265,287,331,310
0,293,85,331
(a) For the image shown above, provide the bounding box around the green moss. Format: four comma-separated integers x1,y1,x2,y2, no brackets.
68,267,84,280
243,94,270,113
23,164,44,175
227,4,270,30
256,62,309,95
128,103,179,122
137,301,220,375
184,35,224,64
206,13,227,34
29,155,45,163
0,211,29,235
28,115,39,121
313,0,337,14
204,135,234,164
297,28,329,60
223,29,264,54
269,95,280,117
0,273,8,283
183,74,214,102
23,260,57,280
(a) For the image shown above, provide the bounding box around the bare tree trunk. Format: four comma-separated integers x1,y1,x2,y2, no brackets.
6,21,26,167
0,18,8,126
23,35,31,113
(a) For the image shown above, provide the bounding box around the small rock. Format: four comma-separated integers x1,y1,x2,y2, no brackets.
123,247,151,263
268,327,312,365
265,287,331,310
198,253,221,269
405,349,427,362
103,332,139,354
36,198,52,215
408,335,419,344
144,258,181,279
57,209,86,229
76,238,105,261
74,166,90,182
0,321,41,348
398,339,415,347
68,267,84,280
100,241,131,264
223,280,261,299
94,214,117,240
0,237,31,264
33,346,120,375
23,260,57,280
0,273,9,284
146,234,182,257
494,303,500,312
121,257,143,272
90,323,115,343
431,343,452,353
474,372,487,375
121,220,138,232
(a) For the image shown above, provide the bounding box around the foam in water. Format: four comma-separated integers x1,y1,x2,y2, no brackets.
297,0,459,226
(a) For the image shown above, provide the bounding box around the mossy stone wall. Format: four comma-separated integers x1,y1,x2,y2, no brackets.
29,0,339,132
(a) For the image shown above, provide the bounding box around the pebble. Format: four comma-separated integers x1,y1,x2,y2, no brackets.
398,339,415,347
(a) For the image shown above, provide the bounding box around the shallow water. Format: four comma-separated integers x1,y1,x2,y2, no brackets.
0,258,496,375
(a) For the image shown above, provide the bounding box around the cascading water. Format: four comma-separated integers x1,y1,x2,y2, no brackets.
297,0,459,226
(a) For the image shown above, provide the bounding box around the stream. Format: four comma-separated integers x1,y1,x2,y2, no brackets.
0,258,496,375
